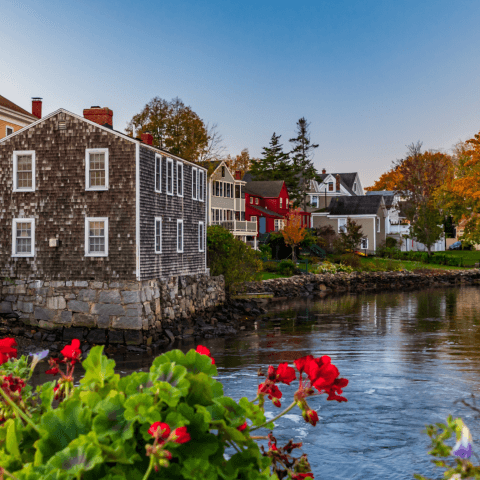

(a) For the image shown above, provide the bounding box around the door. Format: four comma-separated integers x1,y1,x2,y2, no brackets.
259,217,266,234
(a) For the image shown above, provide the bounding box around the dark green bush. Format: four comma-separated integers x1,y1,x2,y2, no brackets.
385,237,397,248
277,259,296,276
340,253,361,269
262,261,279,273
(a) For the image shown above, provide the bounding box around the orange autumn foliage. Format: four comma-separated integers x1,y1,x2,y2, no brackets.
365,166,403,192
281,212,307,263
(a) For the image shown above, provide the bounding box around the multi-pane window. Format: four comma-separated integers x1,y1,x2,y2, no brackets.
192,167,198,199
251,216,257,222
155,217,162,253
274,219,285,232
85,148,108,191
155,155,162,193
361,237,368,249
13,151,35,192
328,182,334,192
177,162,183,197
311,196,318,207
199,221,205,252
85,217,108,256
12,218,35,257
198,170,204,201
177,219,184,253
166,159,173,195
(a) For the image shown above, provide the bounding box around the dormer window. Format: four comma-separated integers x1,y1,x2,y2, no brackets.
85,148,108,191
328,182,334,192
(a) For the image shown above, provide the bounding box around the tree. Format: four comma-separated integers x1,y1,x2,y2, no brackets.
365,166,402,191
337,219,364,253
289,118,319,209
198,123,226,162
225,149,258,178
410,204,444,254
281,212,307,263
126,97,209,162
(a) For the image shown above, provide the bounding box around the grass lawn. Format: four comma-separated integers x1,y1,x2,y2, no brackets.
259,272,290,280
442,250,480,266
358,257,468,271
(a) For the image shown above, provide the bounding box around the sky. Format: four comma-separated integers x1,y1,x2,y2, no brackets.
2,0,480,187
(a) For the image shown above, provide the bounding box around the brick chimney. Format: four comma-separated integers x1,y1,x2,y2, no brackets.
235,170,241,180
322,168,326,174
83,106,113,129
336,174,341,192
32,98,42,119
141,132,153,145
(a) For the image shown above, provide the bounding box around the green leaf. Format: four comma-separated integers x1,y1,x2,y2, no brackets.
186,372,217,406
118,371,150,396
92,391,133,441
180,457,218,480
5,418,21,458
81,346,119,390
123,393,159,424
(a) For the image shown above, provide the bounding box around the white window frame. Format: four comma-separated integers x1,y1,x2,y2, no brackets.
13,150,36,192
199,221,205,252
177,219,184,253
311,196,318,207
338,218,347,233
250,197,253,204
376,217,381,232
177,161,183,197
155,155,162,193
328,182,334,192
6,126,14,136
85,217,109,257
85,148,109,191
199,169,204,202
12,218,35,257
274,219,282,232
361,237,368,249
280,197,283,208
166,158,174,195
255,198,259,205
155,217,162,253
251,216,257,222
192,167,198,200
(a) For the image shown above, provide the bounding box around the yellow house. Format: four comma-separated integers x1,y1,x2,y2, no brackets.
0,95,40,139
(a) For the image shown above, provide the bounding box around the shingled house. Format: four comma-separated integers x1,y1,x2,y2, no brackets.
0,107,219,345
0,95,41,139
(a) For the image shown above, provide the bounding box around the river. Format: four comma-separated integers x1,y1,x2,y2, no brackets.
33,286,480,479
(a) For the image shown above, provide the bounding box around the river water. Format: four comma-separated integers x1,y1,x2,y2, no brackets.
34,286,480,479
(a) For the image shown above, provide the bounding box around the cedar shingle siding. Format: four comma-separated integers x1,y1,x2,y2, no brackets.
138,146,206,280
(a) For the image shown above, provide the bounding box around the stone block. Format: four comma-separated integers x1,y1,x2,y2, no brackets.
112,316,142,330
74,281,89,287
58,311,73,326
87,329,106,344
125,304,142,317
91,282,104,289
46,296,66,310
123,282,140,291
143,302,151,315
92,303,125,316
121,290,141,304
108,330,124,344
97,315,110,328
124,330,143,345
50,281,65,288
67,300,90,313
99,290,121,304
144,286,153,301
29,280,43,289
66,281,73,287
14,285,26,294
18,301,34,313
78,289,97,302
34,307,55,321
39,320,62,330
72,313,96,328
63,327,85,341
108,282,124,288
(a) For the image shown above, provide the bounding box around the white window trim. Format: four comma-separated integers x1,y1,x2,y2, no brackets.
155,217,162,254
376,217,381,232
192,167,198,200
12,218,35,257
6,126,14,136
251,216,257,222
177,219,184,253
199,170,204,202
84,217,109,257
361,237,369,249
338,218,347,233
199,221,205,252
13,150,36,192
166,158,174,195
177,161,184,197
155,154,162,193
85,148,109,191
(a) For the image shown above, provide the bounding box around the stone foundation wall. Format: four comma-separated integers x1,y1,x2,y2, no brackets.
0,274,225,345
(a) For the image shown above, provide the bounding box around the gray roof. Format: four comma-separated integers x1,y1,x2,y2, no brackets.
243,181,284,198
317,172,358,196
250,204,284,218
328,195,385,216
242,171,255,183
365,190,396,208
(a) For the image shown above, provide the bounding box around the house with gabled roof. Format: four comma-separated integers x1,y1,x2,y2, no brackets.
0,95,41,139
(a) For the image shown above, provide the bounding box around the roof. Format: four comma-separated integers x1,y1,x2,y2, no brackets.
328,195,385,216
196,160,222,176
316,172,358,196
242,171,255,183
0,95,36,118
365,190,396,208
243,181,284,198
250,204,284,218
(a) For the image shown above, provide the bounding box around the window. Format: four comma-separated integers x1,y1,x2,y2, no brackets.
12,218,35,257
251,216,257,222
155,217,162,253
13,151,35,192
199,170,204,201
166,158,173,195
286,198,289,207
199,221,205,252
220,182,223,197
250,197,253,204
177,162,183,197
328,182,334,192
85,217,108,257
274,219,283,232
338,218,347,233
226,184,230,198
353,182,357,193
361,237,368,249
311,196,318,207
215,181,219,197
85,148,108,191
222,166,226,177
155,155,162,193
255,198,259,205
280,197,283,208
215,209,220,222
6,126,13,136
376,217,380,232
192,168,198,199
177,219,183,253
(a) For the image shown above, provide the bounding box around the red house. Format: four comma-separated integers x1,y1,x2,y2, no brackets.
244,181,290,235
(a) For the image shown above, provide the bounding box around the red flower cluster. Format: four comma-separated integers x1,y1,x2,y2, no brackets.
237,421,248,432
0,338,17,365
1,375,25,396
195,345,215,365
60,339,81,364
258,362,297,408
258,382,283,407
292,474,314,479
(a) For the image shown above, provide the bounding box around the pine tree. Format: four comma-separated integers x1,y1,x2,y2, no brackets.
289,118,319,209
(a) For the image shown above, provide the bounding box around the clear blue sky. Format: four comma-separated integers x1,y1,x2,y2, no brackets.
2,0,480,187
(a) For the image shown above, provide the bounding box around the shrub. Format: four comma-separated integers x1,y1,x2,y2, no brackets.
262,261,279,273
313,261,353,274
259,244,272,259
385,237,397,248
277,259,296,276
339,253,361,269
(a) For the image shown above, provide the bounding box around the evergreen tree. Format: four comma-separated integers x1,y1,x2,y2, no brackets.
289,117,319,209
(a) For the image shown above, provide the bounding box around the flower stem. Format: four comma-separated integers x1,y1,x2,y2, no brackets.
0,467,21,480
250,401,297,432
141,456,155,480
0,387,40,433
250,435,269,440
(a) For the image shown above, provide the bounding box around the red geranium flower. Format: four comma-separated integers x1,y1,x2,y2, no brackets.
0,338,17,365
302,409,319,427
60,339,81,363
292,474,314,480
258,382,283,407
172,426,191,444
195,345,215,365
325,377,349,402
275,362,296,385
148,422,171,439
237,422,248,431
1,375,25,395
